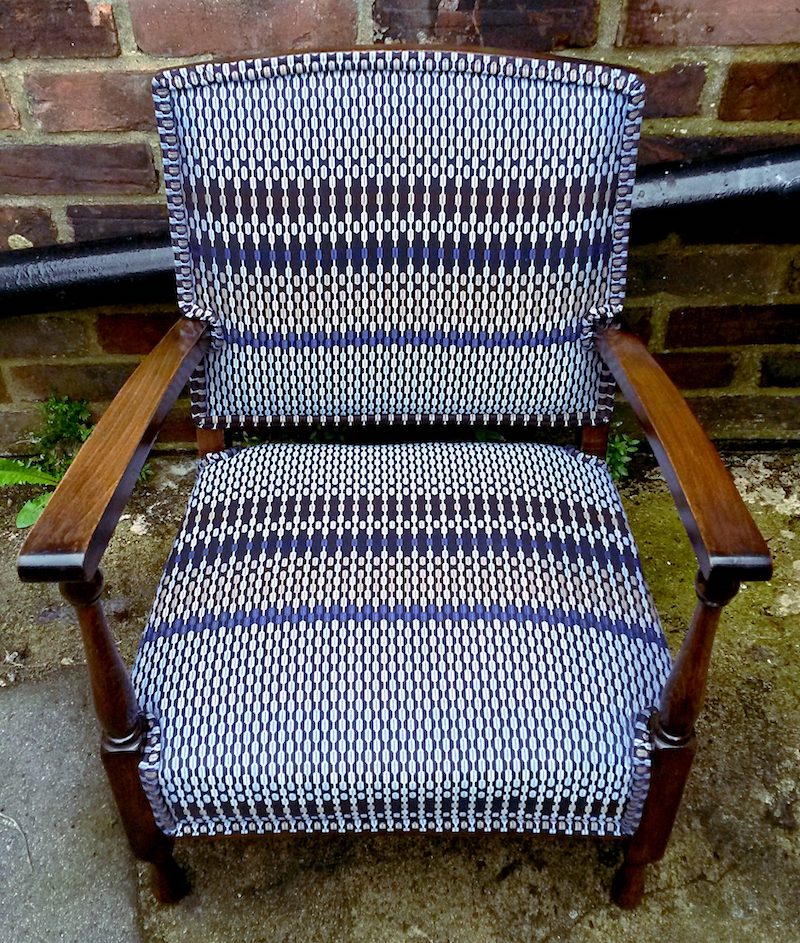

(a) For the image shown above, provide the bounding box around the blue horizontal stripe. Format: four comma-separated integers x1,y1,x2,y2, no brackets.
220,325,581,352
189,236,610,273
143,601,665,648
171,527,636,574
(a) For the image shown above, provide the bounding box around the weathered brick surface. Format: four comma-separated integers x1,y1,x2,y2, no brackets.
0,407,40,450
0,374,10,405
761,353,800,388
0,78,20,130
0,1,119,60
720,63,800,122
0,207,57,249
428,0,599,51
642,64,705,119
620,306,653,343
96,309,180,355
622,0,800,47
788,257,800,295
26,72,155,132
68,204,168,242
690,395,800,440
665,306,800,348
0,144,157,196
157,402,197,445
628,248,781,299
129,0,357,57
631,194,800,247
638,134,800,166
10,362,134,402
0,315,89,359
654,351,736,389
375,0,438,40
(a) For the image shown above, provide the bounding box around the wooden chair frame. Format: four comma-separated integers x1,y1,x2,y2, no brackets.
17,318,771,907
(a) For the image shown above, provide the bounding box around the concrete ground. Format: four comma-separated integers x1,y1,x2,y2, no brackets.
1,451,798,943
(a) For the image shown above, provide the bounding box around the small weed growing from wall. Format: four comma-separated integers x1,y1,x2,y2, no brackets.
606,428,640,482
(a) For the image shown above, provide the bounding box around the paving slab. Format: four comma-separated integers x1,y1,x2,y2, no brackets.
0,670,141,943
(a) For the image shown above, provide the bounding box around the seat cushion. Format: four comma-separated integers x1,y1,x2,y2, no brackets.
132,442,671,838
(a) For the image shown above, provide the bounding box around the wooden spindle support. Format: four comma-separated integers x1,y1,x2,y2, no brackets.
60,572,188,903
580,423,610,458
612,570,740,908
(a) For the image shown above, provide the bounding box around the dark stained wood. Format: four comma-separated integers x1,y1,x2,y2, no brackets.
612,571,741,908
596,327,772,582
60,572,139,740
612,730,697,908
659,571,739,740
580,423,610,458
17,318,209,584
197,427,225,457
60,572,188,902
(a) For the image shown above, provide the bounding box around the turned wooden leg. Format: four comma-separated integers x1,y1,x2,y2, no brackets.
61,572,189,903
612,571,739,909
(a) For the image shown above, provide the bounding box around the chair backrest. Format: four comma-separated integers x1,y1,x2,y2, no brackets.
153,49,644,429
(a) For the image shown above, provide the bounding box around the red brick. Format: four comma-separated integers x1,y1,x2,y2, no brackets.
0,206,57,249
67,204,168,242
376,0,438,40
720,63,800,122
638,134,800,166
25,72,154,133
474,0,598,50
622,0,800,46
0,407,41,452
96,309,179,355
665,305,800,348
628,248,781,299
0,77,19,129
129,0,357,57
0,144,157,196
642,64,705,119
9,362,135,402
654,351,736,389
760,353,800,388
0,315,89,359
432,0,599,49
0,1,119,60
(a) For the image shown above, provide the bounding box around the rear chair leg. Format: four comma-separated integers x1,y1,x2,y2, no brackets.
612,571,739,908
61,573,189,903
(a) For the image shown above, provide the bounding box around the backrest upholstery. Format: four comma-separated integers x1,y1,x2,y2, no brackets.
153,49,644,429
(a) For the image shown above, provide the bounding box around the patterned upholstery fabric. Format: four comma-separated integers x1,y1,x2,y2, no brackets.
132,443,672,838
152,50,644,429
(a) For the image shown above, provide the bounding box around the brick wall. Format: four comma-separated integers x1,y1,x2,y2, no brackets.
1,0,799,450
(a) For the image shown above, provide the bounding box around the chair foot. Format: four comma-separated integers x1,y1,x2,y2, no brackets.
151,852,190,904
611,861,646,909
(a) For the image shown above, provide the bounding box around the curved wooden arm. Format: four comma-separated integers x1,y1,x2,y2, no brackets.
18,318,210,583
596,327,772,582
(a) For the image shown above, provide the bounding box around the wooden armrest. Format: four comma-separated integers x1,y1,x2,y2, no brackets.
17,318,210,584
596,327,772,582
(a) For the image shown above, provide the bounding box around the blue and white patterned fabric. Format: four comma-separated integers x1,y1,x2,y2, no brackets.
132,443,671,838
152,50,643,429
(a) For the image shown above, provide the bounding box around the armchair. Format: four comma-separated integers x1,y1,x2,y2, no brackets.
18,48,771,909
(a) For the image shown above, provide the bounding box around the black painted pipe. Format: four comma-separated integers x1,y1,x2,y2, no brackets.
2,148,799,316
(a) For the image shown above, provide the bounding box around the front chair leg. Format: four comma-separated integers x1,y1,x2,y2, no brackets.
612,570,739,908
61,573,189,903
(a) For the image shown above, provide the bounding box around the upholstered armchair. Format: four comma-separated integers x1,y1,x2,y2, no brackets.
18,49,771,909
